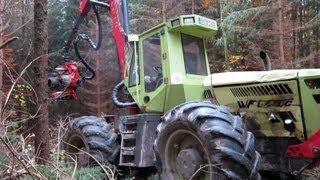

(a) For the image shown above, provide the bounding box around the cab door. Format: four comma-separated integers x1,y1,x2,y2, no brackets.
138,29,167,112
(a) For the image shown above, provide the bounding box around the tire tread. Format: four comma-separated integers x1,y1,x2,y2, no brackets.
155,102,261,180
62,116,119,165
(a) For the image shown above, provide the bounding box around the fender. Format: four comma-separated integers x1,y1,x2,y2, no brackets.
286,130,320,159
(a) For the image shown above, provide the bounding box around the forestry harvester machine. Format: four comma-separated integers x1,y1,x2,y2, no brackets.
48,0,320,179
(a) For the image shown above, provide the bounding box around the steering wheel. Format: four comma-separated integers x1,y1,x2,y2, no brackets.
153,66,163,89
153,66,162,76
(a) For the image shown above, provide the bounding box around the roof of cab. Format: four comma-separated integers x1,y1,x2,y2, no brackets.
203,69,320,87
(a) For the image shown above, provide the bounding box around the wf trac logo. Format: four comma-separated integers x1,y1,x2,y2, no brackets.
237,99,293,109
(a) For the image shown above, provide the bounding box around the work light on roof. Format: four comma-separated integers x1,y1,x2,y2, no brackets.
171,19,180,27
183,17,195,25
199,17,217,29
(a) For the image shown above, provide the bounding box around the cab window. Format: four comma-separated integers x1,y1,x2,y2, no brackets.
129,43,139,87
182,34,207,75
143,35,163,92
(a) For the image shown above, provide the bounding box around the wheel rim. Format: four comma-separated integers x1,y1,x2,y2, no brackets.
164,129,212,180
65,134,90,166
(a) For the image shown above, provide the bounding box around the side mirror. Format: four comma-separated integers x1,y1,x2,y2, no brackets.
260,51,272,71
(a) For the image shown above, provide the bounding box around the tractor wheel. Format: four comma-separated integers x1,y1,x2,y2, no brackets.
61,116,120,166
155,102,261,180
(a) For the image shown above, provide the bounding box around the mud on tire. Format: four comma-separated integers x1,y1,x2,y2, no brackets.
61,116,120,166
155,102,261,180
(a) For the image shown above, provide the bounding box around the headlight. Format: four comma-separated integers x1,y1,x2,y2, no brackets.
171,19,180,27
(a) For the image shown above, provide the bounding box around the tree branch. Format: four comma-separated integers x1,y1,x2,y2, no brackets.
0,37,18,49
0,136,35,179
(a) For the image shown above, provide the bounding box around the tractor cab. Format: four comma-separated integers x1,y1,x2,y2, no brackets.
125,15,218,113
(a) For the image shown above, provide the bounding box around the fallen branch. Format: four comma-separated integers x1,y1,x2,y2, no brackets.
189,163,223,180
0,37,18,49
5,19,32,37
0,21,9,33
0,136,36,179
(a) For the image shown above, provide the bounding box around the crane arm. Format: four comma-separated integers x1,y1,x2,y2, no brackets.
78,0,128,78
49,0,130,100
109,0,127,78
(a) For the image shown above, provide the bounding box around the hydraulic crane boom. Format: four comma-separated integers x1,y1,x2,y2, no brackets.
49,0,130,100
109,0,128,78
79,0,129,77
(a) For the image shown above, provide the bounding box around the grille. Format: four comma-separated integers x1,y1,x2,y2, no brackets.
230,83,293,97
203,90,214,99
313,94,320,103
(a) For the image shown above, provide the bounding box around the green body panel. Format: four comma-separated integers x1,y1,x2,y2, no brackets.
163,77,208,112
299,74,320,138
125,15,216,113
204,70,320,140
212,80,304,140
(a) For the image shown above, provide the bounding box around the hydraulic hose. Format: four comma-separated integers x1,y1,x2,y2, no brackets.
77,4,102,50
112,80,137,108
73,4,102,80
74,40,96,80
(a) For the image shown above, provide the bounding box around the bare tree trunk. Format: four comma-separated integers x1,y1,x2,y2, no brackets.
33,0,50,164
216,0,222,19
80,16,119,116
298,4,303,60
291,2,298,68
162,0,166,21
20,0,29,68
0,0,4,114
191,0,195,14
314,3,320,68
278,0,285,65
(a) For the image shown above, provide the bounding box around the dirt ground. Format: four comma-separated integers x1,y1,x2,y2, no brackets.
302,167,320,180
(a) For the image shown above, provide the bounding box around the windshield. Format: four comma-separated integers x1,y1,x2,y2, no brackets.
143,35,163,92
128,42,139,87
182,34,208,76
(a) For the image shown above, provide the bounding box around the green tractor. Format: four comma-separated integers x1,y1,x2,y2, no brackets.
49,0,320,179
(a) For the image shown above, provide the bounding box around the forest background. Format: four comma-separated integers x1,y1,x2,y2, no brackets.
0,0,319,179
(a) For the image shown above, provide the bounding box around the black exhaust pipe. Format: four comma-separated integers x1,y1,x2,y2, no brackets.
260,51,272,71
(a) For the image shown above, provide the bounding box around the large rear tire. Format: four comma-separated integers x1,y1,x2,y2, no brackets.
61,116,120,166
155,102,261,180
